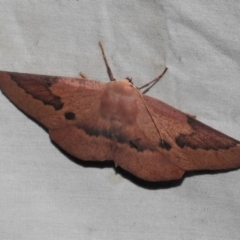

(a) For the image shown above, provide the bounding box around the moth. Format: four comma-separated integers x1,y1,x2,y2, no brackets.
0,42,240,182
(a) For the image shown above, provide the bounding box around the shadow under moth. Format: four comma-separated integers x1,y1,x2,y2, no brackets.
0,42,240,182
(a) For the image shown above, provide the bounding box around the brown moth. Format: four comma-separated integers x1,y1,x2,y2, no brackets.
0,42,240,182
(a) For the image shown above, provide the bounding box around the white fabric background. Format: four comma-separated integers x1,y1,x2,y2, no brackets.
0,1,240,239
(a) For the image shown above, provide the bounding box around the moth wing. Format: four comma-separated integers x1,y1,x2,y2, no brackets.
144,95,240,171
0,71,114,161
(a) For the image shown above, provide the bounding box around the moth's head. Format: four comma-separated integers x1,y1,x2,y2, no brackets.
115,78,135,88
106,78,137,95
115,75,134,85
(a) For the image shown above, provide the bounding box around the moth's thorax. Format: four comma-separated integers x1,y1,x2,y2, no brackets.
100,79,140,125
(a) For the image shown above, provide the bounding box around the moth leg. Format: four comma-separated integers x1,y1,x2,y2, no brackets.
138,67,168,91
98,41,116,81
186,113,197,119
79,72,88,78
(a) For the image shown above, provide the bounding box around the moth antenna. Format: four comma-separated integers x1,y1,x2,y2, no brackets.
138,67,168,91
135,67,168,142
98,42,115,82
